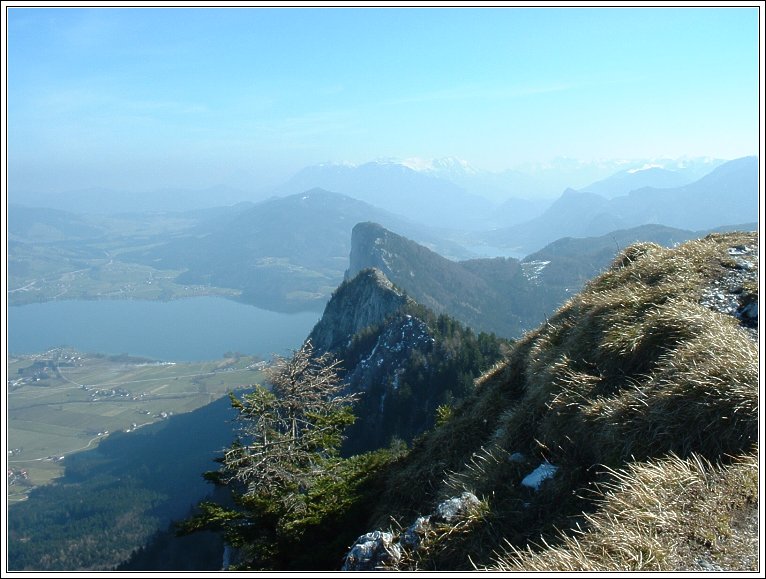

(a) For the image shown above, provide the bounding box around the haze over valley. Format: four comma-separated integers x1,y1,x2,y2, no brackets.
3,5,761,574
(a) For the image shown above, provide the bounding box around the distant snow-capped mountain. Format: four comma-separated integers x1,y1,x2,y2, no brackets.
578,157,726,198
272,158,495,230
273,155,733,230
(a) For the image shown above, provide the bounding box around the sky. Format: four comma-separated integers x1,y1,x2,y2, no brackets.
4,4,762,195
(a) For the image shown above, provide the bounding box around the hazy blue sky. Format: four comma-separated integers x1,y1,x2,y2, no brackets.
6,5,760,194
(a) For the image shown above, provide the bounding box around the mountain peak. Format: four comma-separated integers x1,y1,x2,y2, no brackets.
308,267,410,355
360,156,478,176
627,163,665,174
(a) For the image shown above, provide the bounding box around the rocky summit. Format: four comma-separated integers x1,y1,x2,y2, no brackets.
306,265,508,455
308,267,411,354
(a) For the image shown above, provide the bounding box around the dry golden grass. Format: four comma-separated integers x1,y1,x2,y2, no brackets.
367,232,759,571
490,452,759,572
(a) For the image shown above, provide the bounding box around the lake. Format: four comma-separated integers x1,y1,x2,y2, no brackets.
7,297,321,361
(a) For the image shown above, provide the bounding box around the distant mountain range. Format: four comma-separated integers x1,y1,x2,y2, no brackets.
273,160,495,230
10,155,733,233
577,158,725,198
13,184,754,337
345,220,757,339
123,189,475,312
485,156,757,255
9,154,757,324
271,156,728,230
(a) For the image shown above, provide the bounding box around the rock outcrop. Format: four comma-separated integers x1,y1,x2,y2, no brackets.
308,268,410,354
342,531,402,571
304,266,508,455
700,242,758,337
342,492,483,571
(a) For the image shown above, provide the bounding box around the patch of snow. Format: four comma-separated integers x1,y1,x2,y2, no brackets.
521,260,551,284
728,245,755,256
521,461,558,490
627,163,664,174
369,155,478,176
399,156,434,172
317,160,356,168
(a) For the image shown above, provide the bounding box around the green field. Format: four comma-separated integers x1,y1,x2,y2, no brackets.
8,241,241,305
7,348,266,503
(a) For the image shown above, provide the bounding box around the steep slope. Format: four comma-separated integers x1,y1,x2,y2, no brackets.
124,189,473,312
346,221,737,340
308,267,508,455
347,222,540,338
308,268,410,354
488,156,758,254
344,231,758,571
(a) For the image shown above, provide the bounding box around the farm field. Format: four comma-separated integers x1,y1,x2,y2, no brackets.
7,347,265,503
8,240,241,306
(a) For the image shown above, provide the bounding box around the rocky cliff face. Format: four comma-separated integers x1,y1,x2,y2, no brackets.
307,267,439,452
305,266,508,455
347,222,396,281
308,268,410,354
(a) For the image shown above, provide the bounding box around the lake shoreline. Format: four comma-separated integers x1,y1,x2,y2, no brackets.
8,296,320,362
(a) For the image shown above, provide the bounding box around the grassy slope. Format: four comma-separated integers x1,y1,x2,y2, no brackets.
365,231,759,571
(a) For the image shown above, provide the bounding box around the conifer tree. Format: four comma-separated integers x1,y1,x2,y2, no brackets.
180,341,358,569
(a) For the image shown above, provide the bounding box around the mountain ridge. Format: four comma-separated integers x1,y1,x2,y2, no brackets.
123,189,474,312
347,221,533,337
487,156,757,254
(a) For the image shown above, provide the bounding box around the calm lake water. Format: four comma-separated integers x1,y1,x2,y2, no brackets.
7,297,321,361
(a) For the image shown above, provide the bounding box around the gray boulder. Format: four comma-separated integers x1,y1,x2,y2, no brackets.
342,530,402,571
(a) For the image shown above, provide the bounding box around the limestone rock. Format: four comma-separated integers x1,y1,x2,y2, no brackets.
433,492,482,524
342,530,402,571
308,268,410,354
